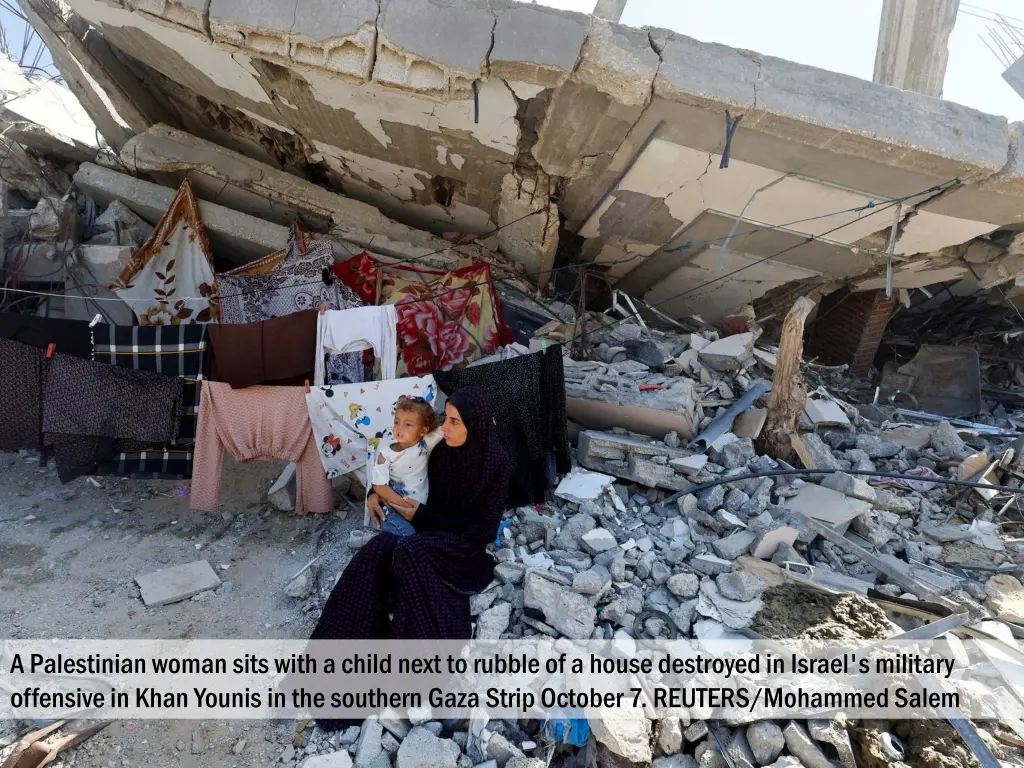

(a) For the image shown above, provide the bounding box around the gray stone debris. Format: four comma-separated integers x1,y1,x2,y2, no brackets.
808,720,856,768
820,472,876,502
782,722,833,768
354,718,384,768
712,531,757,560
716,571,767,602
395,728,460,768
572,565,611,595
285,570,314,599
930,420,968,459
667,572,699,598
746,722,784,766
476,602,511,640
523,571,596,639
696,578,762,629
658,716,683,754
854,434,902,459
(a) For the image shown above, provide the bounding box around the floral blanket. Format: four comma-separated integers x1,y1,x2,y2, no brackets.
113,180,217,325
332,254,515,377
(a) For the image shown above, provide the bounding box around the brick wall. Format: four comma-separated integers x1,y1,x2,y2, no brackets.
806,288,896,376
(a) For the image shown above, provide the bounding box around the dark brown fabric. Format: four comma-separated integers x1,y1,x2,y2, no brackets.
42,354,184,483
0,338,46,452
208,310,317,388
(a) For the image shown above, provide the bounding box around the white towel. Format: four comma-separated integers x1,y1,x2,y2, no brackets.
314,305,398,385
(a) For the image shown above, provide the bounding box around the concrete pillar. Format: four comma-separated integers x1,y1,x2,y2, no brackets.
592,0,627,22
873,0,960,97
806,289,896,376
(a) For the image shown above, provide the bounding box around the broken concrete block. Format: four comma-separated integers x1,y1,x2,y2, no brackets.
524,571,596,639
930,420,968,459
29,196,77,240
732,408,767,439
554,513,598,550
671,454,708,474
782,722,832,768
751,526,800,559
698,332,755,372
476,602,511,640
854,434,903,459
690,554,733,576
785,484,870,535
746,722,784,766
820,472,876,503
93,199,154,246
355,718,384,767
807,720,855,768
712,531,757,560
554,467,615,504
716,571,767,602
696,578,761,629
804,397,850,426
581,528,618,554
135,560,221,607
658,716,684,755
794,433,844,471
75,162,289,263
667,572,700,598
985,574,1024,623
302,753,353,768
589,714,652,764
573,565,611,595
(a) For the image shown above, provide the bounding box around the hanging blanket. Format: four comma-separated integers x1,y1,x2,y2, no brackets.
217,234,363,324
306,375,437,479
435,346,569,508
332,254,515,377
91,324,206,479
42,354,184,483
113,179,217,325
0,338,47,452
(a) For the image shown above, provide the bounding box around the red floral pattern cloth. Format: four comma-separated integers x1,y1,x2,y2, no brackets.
332,254,515,377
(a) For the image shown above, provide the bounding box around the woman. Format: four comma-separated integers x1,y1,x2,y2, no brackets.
309,387,510,643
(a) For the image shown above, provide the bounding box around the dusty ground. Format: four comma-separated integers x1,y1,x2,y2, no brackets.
0,450,362,768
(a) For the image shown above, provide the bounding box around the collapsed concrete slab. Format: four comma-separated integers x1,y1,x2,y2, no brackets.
74,162,291,263
117,124,471,267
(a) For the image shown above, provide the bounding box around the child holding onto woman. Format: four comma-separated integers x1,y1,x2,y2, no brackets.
370,396,444,536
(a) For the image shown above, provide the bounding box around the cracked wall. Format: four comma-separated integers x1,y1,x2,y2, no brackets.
44,0,1024,315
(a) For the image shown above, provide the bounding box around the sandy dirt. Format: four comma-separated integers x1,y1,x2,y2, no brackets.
0,450,362,768
751,583,891,640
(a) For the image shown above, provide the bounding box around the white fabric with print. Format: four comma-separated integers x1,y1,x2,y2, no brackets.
314,306,398,385
305,375,437,479
370,427,444,504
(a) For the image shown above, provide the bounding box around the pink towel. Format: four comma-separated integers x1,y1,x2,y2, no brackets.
190,381,333,514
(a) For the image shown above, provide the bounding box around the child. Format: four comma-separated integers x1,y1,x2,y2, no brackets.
370,396,444,536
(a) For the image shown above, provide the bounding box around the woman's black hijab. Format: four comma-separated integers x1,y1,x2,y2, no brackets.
427,387,509,519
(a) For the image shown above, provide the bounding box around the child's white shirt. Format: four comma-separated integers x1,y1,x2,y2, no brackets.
370,427,444,504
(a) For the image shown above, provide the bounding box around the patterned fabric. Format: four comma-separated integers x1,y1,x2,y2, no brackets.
305,376,437,479
0,338,46,452
217,235,363,324
332,254,515,377
309,388,510,733
325,353,369,385
434,347,570,508
95,448,193,480
113,179,217,325
42,354,184,483
91,324,207,479
314,306,398,385
190,381,333,514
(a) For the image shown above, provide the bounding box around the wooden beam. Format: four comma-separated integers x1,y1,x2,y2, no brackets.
756,296,815,459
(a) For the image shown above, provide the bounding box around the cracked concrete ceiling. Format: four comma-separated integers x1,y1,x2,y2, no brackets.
24,0,1024,320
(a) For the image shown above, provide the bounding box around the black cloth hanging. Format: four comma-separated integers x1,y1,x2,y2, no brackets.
307,388,510,731
42,354,184,483
434,346,570,508
0,313,92,358
0,338,47,452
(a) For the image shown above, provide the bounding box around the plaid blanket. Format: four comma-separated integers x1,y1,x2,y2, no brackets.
92,324,207,479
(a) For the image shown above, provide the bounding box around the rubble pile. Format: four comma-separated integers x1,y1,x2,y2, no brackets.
294,313,1024,768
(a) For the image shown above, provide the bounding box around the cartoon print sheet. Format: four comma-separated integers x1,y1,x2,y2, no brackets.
305,375,437,479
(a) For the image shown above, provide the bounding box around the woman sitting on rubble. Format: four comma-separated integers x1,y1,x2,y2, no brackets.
308,386,509,652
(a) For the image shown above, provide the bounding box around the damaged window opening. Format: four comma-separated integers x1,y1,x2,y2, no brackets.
432,176,463,209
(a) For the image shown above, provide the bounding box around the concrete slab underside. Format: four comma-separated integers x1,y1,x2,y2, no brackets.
41,0,1024,319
